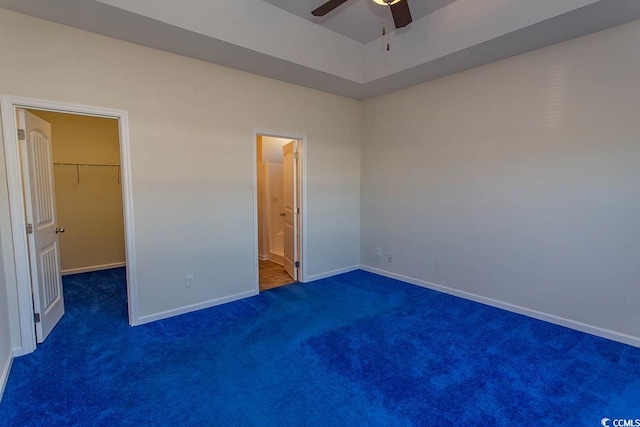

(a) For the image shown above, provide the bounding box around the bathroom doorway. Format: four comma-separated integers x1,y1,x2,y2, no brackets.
255,133,303,291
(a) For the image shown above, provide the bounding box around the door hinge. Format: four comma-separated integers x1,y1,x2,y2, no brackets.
26,223,33,234
297,207,300,214
295,261,300,268
34,313,41,323
17,129,25,140
294,151,300,160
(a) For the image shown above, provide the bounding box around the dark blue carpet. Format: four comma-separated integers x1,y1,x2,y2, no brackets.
1,268,639,426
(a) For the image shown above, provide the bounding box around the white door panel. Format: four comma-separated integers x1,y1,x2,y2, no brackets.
19,109,65,343
283,141,297,281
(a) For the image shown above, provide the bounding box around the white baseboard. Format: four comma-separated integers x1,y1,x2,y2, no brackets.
360,265,640,348
0,349,13,402
268,252,284,266
62,262,126,276
133,289,258,326
136,265,358,325
305,265,360,282
12,346,27,357
258,254,268,261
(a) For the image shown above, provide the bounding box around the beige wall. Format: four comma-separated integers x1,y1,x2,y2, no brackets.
361,20,640,344
29,110,125,273
0,8,361,349
31,111,120,164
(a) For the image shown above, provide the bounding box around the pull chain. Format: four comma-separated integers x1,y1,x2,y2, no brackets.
382,26,389,51
385,10,390,51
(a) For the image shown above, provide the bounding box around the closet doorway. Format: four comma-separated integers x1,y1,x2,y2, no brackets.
255,133,304,291
1,95,137,355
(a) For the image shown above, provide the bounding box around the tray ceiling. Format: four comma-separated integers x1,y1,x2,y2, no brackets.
1,0,639,100
262,0,458,43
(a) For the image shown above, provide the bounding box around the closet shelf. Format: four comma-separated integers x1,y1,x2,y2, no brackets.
53,162,120,168
53,162,121,184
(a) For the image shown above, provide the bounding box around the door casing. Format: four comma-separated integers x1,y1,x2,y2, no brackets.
0,95,138,356
253,130,307,291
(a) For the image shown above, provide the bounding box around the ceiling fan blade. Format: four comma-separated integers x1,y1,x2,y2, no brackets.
390,0,412,28
311,0,350,16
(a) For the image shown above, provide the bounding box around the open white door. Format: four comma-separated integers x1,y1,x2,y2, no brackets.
282,140,298,280
18,109,65,343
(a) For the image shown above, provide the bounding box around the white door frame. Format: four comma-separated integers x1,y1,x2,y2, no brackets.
252,129,307,291
1,95,138,356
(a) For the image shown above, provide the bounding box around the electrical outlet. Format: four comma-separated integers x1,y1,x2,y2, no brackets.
376,248,381,258
387,254,392,263
186,274,195,288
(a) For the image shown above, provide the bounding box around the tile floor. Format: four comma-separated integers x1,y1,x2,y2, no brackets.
259,260,295,291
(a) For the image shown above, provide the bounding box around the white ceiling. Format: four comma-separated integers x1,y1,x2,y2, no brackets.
1,0,640,100
262,0,458,43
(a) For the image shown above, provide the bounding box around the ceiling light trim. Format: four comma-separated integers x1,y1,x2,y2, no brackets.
371,0,401,6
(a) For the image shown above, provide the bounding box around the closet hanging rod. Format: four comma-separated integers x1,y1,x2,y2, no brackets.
53,162,120,167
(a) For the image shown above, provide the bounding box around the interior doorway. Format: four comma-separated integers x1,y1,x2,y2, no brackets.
1,95,137,356
255,133,304,291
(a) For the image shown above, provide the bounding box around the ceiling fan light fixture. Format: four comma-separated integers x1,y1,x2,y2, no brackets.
372,0,402,6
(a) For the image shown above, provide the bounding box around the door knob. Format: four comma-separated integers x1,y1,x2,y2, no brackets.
55,227,65,234
280,212,286,217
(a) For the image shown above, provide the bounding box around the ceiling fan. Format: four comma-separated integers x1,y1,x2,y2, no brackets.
312,0,413,29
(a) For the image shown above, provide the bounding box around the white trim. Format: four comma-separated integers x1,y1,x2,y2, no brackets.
117,110,139,327
252,129,308,291
0,349,13,401
252,131,260,294
61,262,127,276
0,95,139,353
135,290,258,325
306,265,360,282
1,98,35,355
360,265,640,348
299,135,308,283
258,254,268,261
